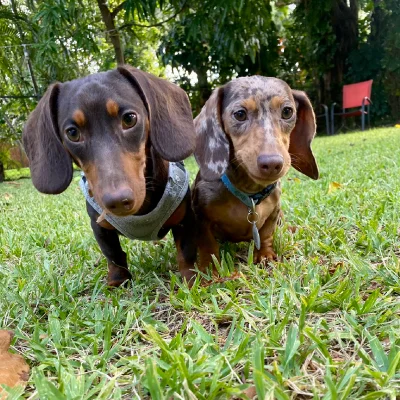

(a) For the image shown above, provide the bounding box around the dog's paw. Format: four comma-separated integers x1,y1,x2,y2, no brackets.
107,264,132,287
254,248,278,264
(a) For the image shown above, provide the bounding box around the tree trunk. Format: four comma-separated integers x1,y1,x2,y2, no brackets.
97,0,125,65
10,0,39,96
330,0,358,101
196,68,212,110
0,161,4,183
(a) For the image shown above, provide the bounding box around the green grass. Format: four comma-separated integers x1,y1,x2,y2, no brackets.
1,127,400,399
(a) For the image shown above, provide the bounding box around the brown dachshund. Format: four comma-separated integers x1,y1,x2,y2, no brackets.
192,76,319,272
23,66,198,287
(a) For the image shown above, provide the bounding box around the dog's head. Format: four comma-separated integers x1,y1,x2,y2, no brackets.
23,66,195,216
194,76,319,184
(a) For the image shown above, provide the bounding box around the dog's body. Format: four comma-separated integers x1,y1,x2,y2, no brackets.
192,76,319,271
23,66,197,286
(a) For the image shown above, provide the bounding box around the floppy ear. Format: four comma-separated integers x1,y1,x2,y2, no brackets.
289,90,319,179
193,87,230,181
22,83,73,194
117,65,195,161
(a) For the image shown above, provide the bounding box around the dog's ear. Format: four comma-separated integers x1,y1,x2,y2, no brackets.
289,90,319,179
194,87,229,181
117,65,195,161
22,84,73,194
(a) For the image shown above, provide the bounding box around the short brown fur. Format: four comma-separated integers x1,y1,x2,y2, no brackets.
23,65,198,287
193,76,318,274
241,97,257,112
270,95,285,110
106,99,119,117
72,109,86,127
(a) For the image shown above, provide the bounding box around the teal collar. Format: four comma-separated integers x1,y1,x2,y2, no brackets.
221,173,277,208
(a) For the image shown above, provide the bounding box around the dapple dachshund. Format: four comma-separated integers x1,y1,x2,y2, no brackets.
192,76,319,272
23,66,198,287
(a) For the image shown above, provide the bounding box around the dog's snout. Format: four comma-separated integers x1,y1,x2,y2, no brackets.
102,188,135,214
257,154,284,175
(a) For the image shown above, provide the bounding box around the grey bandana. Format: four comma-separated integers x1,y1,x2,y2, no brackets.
79,162,189,241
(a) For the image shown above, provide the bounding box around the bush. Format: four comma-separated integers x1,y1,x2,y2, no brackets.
4,168,31,181
3,165,81,182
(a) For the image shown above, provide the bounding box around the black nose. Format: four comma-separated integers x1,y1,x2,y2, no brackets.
102,188,135,214
257,154,284,175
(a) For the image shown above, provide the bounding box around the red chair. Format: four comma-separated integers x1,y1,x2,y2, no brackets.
330,80,373,133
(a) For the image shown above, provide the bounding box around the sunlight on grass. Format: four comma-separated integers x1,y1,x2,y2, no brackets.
0,128,400,398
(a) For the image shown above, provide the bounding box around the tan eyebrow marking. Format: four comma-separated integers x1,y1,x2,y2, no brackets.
72,109,86,127
270,96,285,109
242,97,257,112
106,99,119,117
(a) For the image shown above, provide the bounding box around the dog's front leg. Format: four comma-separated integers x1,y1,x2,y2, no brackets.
171,194,198,285
254,205,280,264
196,220,220,277
87,203,132,287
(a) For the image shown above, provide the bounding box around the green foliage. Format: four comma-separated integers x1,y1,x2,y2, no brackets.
4,167,30,181
159,0,279,110
382,0,400,121
280,0,337,90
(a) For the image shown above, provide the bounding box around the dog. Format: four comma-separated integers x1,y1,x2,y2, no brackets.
192,76,319,272
23,66,198,287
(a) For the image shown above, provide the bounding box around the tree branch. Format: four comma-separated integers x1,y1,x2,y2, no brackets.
111,1,127,19
118,0,188,30
97,0,124,64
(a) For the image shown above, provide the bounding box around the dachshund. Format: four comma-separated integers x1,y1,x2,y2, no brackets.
192,76,319,273
23,66,198,287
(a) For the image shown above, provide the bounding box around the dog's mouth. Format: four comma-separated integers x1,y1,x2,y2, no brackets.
248,173,279,186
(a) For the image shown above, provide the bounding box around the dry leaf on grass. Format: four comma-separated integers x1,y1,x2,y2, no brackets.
0,330,30,399
328,181,342,193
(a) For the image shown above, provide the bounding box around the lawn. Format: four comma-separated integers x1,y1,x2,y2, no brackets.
1,127,400,399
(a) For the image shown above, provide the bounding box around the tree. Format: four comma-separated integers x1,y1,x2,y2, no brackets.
0,0,167,173
159,0,280,111
281,0,358,107
95,0,188,65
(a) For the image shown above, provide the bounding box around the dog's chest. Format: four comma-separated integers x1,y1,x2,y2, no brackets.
207,195,278,242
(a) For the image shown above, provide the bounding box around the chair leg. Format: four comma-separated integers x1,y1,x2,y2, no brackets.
321,104,330,135
367,105,371,130
342,109,346,132
330,104,335,135
361,103,365,131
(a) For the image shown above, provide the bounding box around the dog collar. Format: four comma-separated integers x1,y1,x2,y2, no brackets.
220,173,277,250
220,173,277,208
80,162,189,241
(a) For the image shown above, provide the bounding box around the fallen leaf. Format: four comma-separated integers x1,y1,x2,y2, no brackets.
0,330,30,398
241,386,257,399
328,181,342,193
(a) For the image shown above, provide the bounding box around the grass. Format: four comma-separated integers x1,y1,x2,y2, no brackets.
1,127,400,399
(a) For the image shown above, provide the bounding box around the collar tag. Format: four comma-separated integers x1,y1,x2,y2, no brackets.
221,174,277,251
247,199,261,250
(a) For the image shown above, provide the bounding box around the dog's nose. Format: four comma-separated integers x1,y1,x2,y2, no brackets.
257,154,284,175
102,188,135,214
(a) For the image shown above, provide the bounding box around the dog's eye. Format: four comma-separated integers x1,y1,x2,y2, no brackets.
122,112,137,129
233,110,247,121
281,107,294,120
66,127,80,142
